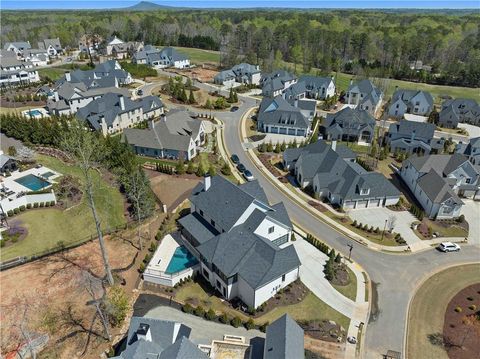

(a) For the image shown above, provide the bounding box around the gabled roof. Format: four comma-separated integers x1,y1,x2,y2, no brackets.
391,89,433,108
38,38,62,50
159,47,188,62
325,107,376,129
257,96,310,130
3,41,31,50
407,153,469,176
264,314,304,359
261,70,296,93
196,223,300,289
298,75,333,90
347,79,383,106
388,120,435,140
416,169,463,205
214,69,236,82
159,336,209,359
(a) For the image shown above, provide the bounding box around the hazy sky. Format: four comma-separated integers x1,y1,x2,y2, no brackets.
2,0,479,10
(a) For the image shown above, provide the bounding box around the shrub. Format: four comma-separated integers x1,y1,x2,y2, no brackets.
13,208,19,214
467,296,474,301
33,203,39,208
182,303,194,314
194,305,205,317
205,308,216,321
7,210,13,217
39,202,45,208
0,241,4,248
26,203,32,209
374,227,380,234
352,220,357,227
259,322,269,332
456,214,465,223
469,304,477,311
219,313,229,324
50,201,55,206
362,224,369,231
335,253,342,263
244,318,255,330
356,222,362,229
105,286,129,327
231,316,242,328
454,306,462,313
291,232,296,241
247,306,255,315
19,205,26,211
149,242,157,252
138,263,145,273
45,202,50,207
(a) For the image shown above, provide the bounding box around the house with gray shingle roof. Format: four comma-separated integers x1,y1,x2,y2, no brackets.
37,38,62,56
285,140,400,209
323,107,376,144
260,70,297,98
214,63,261,87
178,175,300,308
150,47,190,69
388,89,434,118
298,75,336,100
0,57,40,86
22,49,49,67
400,153,480,218
111,316,209,359
439,98,480,128
456,137,480,166
0,151,17,174
257,96,315,137
345,79,383,115
386,120,444,155
122,109,205,160
264,314,304,359
77,93,164,136
3,41,31,56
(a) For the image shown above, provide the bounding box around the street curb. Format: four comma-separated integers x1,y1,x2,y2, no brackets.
403,262,480,359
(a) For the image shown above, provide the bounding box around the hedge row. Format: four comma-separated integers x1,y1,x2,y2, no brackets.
6,201,56,217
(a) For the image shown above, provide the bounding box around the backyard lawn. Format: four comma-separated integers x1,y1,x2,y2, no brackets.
37,67,68,81
1,155,126,261
407,264,480,359
174,47,221,65
174,280,350,330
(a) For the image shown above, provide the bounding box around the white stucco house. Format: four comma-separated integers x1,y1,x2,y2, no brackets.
388,89,434,118
176,175,301,309
345,79,383,115
0,57,40,86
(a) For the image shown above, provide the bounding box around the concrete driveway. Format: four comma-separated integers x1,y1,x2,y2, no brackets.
459,123,480,139
347,207,421,247
462,200,480,246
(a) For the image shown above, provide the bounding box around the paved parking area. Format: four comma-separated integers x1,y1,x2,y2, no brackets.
347,207,421,246
462,200,480,246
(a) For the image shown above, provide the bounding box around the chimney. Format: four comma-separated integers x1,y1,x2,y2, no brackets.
65,71,71,82
294,98,298,108
53,91,59,102
119,95,125,110
136,323,152,342
204,174,211,191
332,140,337,151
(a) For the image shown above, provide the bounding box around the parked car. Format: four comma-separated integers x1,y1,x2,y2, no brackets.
231,154,240,164
230,106,239,112
237,163,246,173
347,336,357,344
243,170,254,181
65,57,72,62
437,242,460,252
137,89,144,96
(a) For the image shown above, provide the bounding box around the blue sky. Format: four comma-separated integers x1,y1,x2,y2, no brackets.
1,1,479,10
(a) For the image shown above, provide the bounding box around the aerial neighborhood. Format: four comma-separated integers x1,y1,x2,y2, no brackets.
0,4,479,359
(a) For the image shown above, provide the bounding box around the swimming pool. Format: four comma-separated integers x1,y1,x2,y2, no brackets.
165,246,198,274
28,110,42,116
14,174,51,191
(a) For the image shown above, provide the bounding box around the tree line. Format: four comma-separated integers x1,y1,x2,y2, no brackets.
1,9,479,87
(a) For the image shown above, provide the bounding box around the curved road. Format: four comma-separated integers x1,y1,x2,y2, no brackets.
214,95,480,358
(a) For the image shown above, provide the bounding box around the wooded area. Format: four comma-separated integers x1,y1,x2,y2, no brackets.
1,9,479,87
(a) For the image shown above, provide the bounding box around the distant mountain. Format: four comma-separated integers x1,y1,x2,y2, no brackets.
125,1,174,10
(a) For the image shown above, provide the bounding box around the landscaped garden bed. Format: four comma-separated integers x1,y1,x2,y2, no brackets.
442,283,480,359
415,217,468,240
300,319,347,342
257,153,283,178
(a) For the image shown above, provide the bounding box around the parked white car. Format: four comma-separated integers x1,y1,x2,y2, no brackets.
437,242,460,252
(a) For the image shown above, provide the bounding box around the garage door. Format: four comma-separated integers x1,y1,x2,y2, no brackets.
344,201,355,209
357,200,368,208
370,199,382,207
270,127,279,134
279,127,287,134
288,128,296,135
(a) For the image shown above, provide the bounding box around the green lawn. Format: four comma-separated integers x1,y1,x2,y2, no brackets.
175,281,349,329
1,155,126,261
332,265,358,301
173,47,221,65
37,67,67,81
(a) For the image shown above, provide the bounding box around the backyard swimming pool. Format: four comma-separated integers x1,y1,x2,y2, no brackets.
165,246,198,274
14,174,51,191
27,110,43,116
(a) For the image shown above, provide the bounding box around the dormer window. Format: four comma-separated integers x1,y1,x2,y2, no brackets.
268,226,275,234
360,188,370,195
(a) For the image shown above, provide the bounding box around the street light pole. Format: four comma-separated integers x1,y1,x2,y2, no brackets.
381,219,388,241
347,244,353,261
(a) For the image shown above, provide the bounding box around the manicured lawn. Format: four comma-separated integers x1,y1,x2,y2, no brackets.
0,106,39,115
37,67,67,81
173,47,221,65
175,281,350,329
407,264,480,359
1,155,126,261
332,265,358,302
414,218,468,240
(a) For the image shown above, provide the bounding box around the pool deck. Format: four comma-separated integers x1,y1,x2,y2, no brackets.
1,166,60,199
148,234,180,273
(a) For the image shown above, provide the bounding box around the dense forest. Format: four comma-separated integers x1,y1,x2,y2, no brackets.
2,9,480,87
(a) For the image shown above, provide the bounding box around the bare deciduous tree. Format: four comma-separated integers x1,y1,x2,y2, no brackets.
61,121,114,285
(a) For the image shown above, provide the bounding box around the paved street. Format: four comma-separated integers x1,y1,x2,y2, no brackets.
218,94,480,358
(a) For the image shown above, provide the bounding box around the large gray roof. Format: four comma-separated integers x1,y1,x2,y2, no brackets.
407,153,469,176
264,314,304,359
257,96,310,130
388,120,435,140
4,41,31,50
196,221,300,289
416,169,463,205
347,79,383,106
391,89,433,107
298,75,333,91
178,212,219,245
159,47,188,62
325,107,376,130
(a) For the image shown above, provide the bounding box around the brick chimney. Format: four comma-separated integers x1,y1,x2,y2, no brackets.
204,174,211,191
119,95,125,110
332,140,337,152
65,71,71,82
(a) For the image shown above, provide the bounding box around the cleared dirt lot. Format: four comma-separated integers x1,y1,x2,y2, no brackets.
407,264,480,359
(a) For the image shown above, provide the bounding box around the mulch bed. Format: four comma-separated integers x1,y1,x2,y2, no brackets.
258,153,283,178
308,200,328,213
330,263,350,286
0,220,28,249
443,283,480,359
253,279,308,317
301,320,347,342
